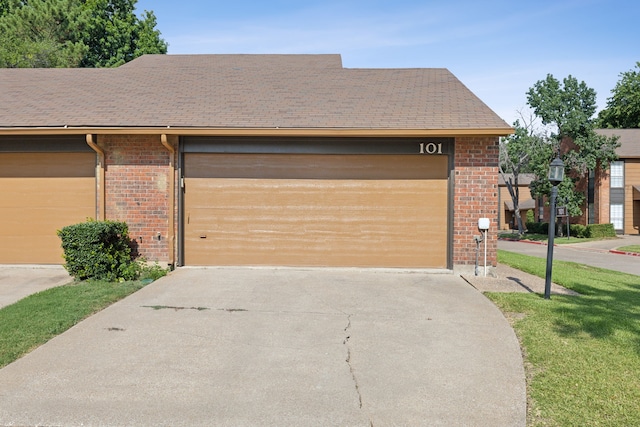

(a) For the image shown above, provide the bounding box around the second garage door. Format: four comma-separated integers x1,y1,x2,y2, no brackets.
184,153,448,268
0,152,96,264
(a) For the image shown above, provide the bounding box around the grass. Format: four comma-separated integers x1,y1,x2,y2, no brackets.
617,245,640,254
487,250,640,426
0,279,149,369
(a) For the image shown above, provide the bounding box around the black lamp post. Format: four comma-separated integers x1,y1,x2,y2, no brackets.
544,157,565,299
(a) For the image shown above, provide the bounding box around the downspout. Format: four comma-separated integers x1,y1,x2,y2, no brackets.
161,134,176,268
86,134,105,220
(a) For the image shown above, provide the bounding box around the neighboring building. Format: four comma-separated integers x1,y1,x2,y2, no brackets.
498,174,535,230
594,129,640,234
0,54,512,273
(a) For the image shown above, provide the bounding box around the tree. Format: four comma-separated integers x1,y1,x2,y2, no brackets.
597,62,640,128
0,0,167,68
526,74,619,220
0,0,88,68
499,114,550,235
80,0,168,67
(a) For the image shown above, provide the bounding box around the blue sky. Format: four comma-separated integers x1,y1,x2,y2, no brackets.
134,0,639,126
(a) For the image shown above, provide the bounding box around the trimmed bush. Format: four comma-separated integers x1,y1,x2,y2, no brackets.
57,220,137,281
586,223,617,238
526,221,548,235
569,224,588,238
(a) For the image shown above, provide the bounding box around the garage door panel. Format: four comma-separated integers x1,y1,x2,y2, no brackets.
184,153,448,268
0,153,95,177
0,178,95,208
0,206,94,235
0,237,68,264
0,153,95,264
186,153,447,180
186,179,445,206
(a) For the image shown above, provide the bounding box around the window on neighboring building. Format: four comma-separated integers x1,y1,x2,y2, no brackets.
611,204,624,230
610,161,624,188
609,161,625,231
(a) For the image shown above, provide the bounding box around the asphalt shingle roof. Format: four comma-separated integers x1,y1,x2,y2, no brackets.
596,129,640,158
0,54,511,132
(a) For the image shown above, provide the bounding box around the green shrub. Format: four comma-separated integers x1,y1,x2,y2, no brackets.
569,224,588,238
586,223,617,238
138,261,170,281
526,221,548,235
57,220,137,282
525,209,535,224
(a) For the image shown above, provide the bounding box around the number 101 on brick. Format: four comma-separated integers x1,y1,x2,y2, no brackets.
418,142,443,154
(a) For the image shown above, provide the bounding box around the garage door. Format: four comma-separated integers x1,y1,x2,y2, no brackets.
0,152,96,264
184,153,448,268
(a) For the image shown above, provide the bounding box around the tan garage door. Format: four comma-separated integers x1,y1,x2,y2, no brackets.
184,154,448,268
0,152,96,264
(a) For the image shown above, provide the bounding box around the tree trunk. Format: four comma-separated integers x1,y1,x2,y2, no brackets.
504,177,526,236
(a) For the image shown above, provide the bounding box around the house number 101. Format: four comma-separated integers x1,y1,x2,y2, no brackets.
419,142,443,154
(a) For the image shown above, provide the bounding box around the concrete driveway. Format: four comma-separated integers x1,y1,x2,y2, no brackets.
0,267,525,426
0,265,71,309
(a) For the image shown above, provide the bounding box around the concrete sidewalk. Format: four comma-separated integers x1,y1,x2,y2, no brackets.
0,265,71,309
499,235,640,277
0,267,525,426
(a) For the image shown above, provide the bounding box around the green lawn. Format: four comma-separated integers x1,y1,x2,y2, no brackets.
617,245,640,254
488,250,640,426
0,279,148,369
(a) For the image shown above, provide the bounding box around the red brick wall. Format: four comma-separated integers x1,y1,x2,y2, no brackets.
99,134,176,264
453,137,499,271
595,167,610,225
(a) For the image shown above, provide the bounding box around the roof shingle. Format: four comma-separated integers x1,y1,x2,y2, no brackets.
596,129,640,159
0,54,511,132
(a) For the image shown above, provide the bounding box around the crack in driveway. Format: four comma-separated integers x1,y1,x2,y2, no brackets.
343,314,363,409
344,314,375,426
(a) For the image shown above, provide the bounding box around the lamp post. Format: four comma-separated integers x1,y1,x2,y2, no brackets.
544,157,565,299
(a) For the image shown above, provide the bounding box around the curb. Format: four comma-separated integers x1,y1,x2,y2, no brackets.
610,250,640,257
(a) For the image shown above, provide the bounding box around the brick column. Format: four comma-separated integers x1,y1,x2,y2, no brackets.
453,137,499,275
100,134,175,264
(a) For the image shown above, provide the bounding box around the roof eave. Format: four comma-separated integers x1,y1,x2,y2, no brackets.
0,126,514,138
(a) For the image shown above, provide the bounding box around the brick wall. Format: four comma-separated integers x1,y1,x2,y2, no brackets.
99,134,176,264
595,167,610,225
453,137,499,273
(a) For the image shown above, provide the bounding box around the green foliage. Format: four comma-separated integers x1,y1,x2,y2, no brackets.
57,219,137,281
527,74,597,140
79,0,168,67
0,0,88,67
617,245,640,254
490,251,640,426
598,62,640,128
524,222,611,239
586,223,616,238
137,261,170,281
499,119,550,234
569,223,588,238
526,74,620,217
526,221,548,235
525,209,535,224
0,0,167,68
